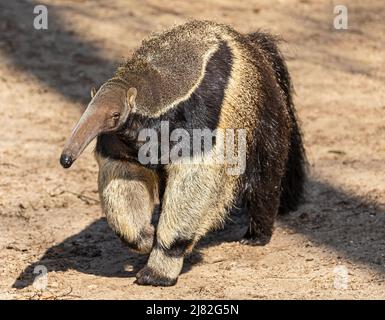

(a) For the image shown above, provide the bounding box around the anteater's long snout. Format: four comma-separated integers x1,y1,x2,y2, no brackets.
59,105,103,169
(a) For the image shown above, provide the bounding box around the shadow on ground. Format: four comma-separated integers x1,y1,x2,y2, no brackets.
0,0,117,103
13,178,385,288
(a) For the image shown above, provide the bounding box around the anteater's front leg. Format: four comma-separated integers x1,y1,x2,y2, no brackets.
97,155,159,254
136,165,236,286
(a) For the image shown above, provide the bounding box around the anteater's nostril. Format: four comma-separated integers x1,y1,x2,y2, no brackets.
60,154,73,169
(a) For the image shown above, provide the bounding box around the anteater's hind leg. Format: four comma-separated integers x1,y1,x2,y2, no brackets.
241,189,281,246
97,156,159,254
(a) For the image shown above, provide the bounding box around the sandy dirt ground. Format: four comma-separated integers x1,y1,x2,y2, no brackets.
0,0,384,299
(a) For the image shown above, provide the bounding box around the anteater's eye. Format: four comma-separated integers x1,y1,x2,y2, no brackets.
112,112,120,119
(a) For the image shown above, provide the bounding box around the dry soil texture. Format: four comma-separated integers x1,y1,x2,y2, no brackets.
0,0,384,299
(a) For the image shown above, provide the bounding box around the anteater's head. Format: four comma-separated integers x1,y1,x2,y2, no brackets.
60,83,137,168
60,22,221,169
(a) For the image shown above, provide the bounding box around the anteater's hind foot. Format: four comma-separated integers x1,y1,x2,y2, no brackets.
240,220,273,246
240,197,278,246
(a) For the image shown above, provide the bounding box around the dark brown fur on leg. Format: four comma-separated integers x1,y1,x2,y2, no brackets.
241,197,279,246
247,31,307,215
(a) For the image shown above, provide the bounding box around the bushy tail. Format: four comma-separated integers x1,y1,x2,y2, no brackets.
247,31,307,214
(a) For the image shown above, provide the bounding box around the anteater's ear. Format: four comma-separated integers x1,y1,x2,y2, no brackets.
127,87,137,106
90,87,97,98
